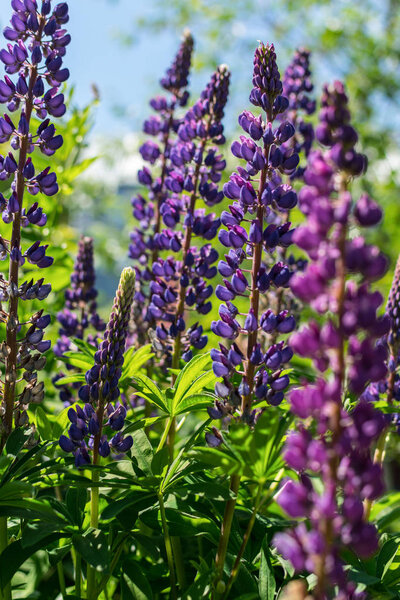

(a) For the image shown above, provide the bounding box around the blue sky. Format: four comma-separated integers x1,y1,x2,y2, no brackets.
67,0,181,135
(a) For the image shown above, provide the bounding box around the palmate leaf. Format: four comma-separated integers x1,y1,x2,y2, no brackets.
174,392,216,415
120,344,155,388
189,409,290,483
173,353,212,404
132,373,169,413
131,354,214,417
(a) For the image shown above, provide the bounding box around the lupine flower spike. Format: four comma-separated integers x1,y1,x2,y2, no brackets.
54,236,105,405
274,81,388,599
128,31,194,349
59,267,136,467
209,43,298,427
282,48,316,179
148,64,230,368
0,0,70,448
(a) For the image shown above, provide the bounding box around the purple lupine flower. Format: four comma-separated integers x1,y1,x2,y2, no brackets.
273,81,388,598
128,31,194,351
53,237,106,405
281,48,315,179
59,267,136,466
361,253,400,437
148,64,230,368
209,43,297,424
0,0,71,446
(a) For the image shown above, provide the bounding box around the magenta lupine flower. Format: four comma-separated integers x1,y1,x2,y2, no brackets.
53,237,106,405
208,43,298,425
59,267,135,467
128,31,194,349
147,65,230,367
273,81,389,599
0,0,70,444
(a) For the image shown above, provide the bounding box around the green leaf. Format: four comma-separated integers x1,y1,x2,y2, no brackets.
188,447,240,474
61,351,93,370
35,406,53,441
122,559,154,600
72,529,110,571
164,508,219,539
121,345,154,384
123,415,166,435
0,481,31,501
376,537,400,580
132,373,169,413
173,353,211,405
151,447,169,477
21,522,63,548
0,534,63,588
53,406,73,439
130,429,154,475
48,543,72,567
5,427,31,456
71,338,97,357
259,537,276,599
101,491,156,521
175,392,215,415
0,498,67,523
56,373,86,385
348,569,380,585
66,487,87,528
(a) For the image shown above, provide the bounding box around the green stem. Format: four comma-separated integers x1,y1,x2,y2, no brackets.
222,485,263,600
158,492,177,600
0,518,11,600
75,549,82,599
171,536,186,591
87,468,100,599
213,474,241,598
57,560,66,599
157,417,174,453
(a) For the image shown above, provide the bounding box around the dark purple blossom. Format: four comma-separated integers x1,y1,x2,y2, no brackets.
0,0,70,446
148,64,230,368
59,267,135,466
128,31,194,352
54,237,106,405
209,43,296,426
